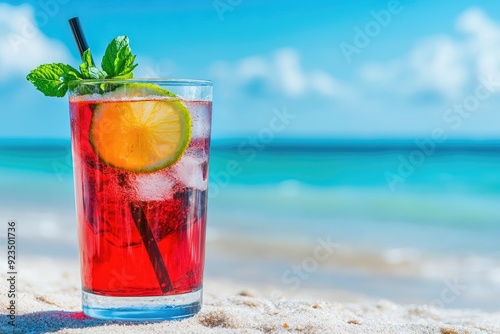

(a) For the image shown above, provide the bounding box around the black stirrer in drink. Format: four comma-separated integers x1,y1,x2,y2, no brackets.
68,17,173,293
129,203,173,293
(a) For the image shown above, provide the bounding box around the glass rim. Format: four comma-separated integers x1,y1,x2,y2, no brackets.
71,78,212,86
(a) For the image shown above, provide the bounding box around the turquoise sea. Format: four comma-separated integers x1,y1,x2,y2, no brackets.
1,138,500,310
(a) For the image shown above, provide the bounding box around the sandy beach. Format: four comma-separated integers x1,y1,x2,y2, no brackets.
1,257,499,334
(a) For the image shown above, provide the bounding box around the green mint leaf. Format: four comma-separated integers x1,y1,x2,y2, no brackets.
101,36,138,78
27,35,141,97
82,48,94,67
80,49,107,79
26,63,81,97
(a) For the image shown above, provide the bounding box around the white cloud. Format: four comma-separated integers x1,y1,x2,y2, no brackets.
359,36,467,99
358,8,500,100
0,3,72,82
274,48,306,96
309,70,348,98
456,8,500,80
457,7,499,44
236,56,270,80
210,48,352,99
409,36,467,97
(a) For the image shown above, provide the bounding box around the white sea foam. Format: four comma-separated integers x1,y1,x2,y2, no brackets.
489,267,500,284
382,248,421,265
279,179,302,197
38,218,60,239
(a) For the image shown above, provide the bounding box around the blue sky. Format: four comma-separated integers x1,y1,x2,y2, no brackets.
3,0,500,139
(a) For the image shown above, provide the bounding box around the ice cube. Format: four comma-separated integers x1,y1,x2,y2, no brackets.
173,155,208,190
131,172,176,201
188,102,211,138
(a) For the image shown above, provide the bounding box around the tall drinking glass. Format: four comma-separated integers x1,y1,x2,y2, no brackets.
68,79,212,320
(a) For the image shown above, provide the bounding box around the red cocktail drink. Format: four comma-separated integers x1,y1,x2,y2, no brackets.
68,80,212,320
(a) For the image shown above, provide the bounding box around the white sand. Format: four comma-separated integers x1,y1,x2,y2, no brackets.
1,257,499,334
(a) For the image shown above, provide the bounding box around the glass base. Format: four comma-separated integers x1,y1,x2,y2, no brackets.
82,288,202,321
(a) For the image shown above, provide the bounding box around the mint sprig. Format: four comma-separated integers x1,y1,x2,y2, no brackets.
102,36,137,79
26,63,81,97
26,35,138,97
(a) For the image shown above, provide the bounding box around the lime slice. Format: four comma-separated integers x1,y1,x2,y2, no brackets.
90,84,192,173
112,83,177,98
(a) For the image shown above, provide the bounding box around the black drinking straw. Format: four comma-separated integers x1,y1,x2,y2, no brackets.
68,17,173,293
68,17,94,63
130,203,173,293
